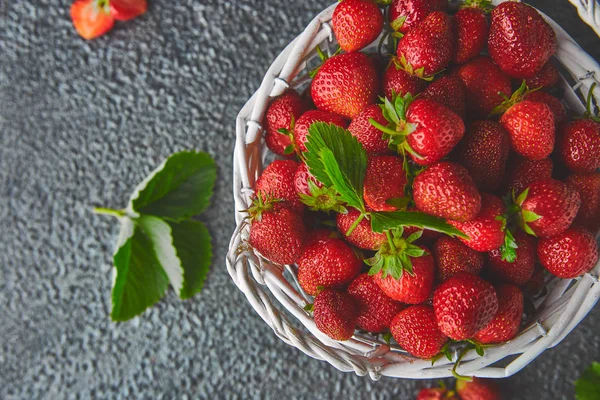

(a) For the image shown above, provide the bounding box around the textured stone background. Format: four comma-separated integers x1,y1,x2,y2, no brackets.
1,1,599,399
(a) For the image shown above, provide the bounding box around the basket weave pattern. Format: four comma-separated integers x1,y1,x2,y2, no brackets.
227,0,600,379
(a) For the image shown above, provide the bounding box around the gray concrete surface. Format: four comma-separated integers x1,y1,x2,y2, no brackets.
1,0,599,399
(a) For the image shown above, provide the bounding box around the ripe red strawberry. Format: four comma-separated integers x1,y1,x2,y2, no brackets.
332,0,383,52
452,2,490,64
487,231,536,285
559,119,600,173
248,202,307,265
348,274,404,333
524,61,560,90
389,0,448,34
537,226,599,278
420,74,467,119
294,110,348,153
265,90,308,157
311,52,379,119
503,156,553,195
297,237,363,296
566,173,600,232
256,160,303,211
363,156,407,212
294,162,321,197
517,178,581,237
382,61,427,100
305,228,338,248
473,284,524,344
417,387,459,400
390,305,448,359
313,289,358,341
454,120,510,192
433,272,498,340
348,105,392,155
456,378,500,400
450,193,506,252
337,208,386,250
500,100,555,160
433,236,485,282
524,91,567,128
413,162,482,222
397,11,454,78
110,0,147,21
457,56,512,118
71,0,115,40
488,2,556,78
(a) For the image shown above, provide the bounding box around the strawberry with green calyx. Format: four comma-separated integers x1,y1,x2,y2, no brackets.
453,0,492,65
349,104,393,155
348,274,404,333
396,11,454,79
337,208,387,250
487,230,536,285
456,378,500,400
256,160,303,211
473,284,524,344
71,0,115,40
391,305,448,359
312,289,358,341
369,93,465,165
295,162,347,214
524,91,567,128
265,90,308,157
389,0,448,35
332,0,384,53
247,196,307,266
382,60,428,100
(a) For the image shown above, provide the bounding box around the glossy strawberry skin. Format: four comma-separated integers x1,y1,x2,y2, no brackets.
433,236,485,282
433,272,498,341
348,274,404,333
311,52,379,119
110,0,147,21
373,250,435,304
297,238,363,296
337,208,386,250
417,388,459,400
349,104,392,155
265,90,307,157
473,284,524,344
488,2,556,79
406,99,465,165
256,160,303,211
294,110,348,153
487,231,536,285
559,119,600,173
503,156,553,196
537,227,599,279
524,61,560,90
524,91,567,128
520,179,581,237
390,305,448,359
397,11,454,77
457,57,512,118
453,7,489,64
249,204,307,265
389,0,448,34
454,120,510,192
332,0,383,52
382,63,427,100
420,74,467,119
71,0,115,40
364,156,407,211
450,193,506,252
566,173,600,232
294,162,322,197
313,290,358,341
501,100,555,161
456,378,501,400
413,162,482,222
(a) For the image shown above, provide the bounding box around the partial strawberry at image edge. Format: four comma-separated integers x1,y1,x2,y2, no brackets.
70,0,147,40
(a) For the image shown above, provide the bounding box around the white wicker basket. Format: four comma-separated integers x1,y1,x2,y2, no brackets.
227,0,600,380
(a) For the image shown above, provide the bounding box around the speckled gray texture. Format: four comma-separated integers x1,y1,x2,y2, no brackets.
1,1,599,399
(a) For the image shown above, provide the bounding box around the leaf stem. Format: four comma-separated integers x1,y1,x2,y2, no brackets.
385,230,397,252
346,212,366,237
93,207,126,219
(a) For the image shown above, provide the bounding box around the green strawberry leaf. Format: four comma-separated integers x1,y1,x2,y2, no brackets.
576,362,600,400
283,145,295,155
500,227,519,263
111,218,170,322
304,122,367,213
370,211,468,238
385,196,412,210
130,151,217,222
382,331,393,344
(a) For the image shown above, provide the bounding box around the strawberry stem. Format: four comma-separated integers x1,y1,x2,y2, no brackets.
346,212,366,236
93,207,126,219
385,230,397,252
584,82,598,119
451,346,474,382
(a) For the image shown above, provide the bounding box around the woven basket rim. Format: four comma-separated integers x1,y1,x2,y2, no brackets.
227,0,600,380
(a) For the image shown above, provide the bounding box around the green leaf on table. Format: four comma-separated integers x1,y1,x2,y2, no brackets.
111,218,170,322
576,362,600,400
130,151,216,222
370,211,468,238
304,122,367,212
168,219,212,300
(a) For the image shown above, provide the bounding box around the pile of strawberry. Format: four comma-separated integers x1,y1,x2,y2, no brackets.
246,0,600,364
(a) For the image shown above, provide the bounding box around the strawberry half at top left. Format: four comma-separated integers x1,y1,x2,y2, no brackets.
71,0,147,40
